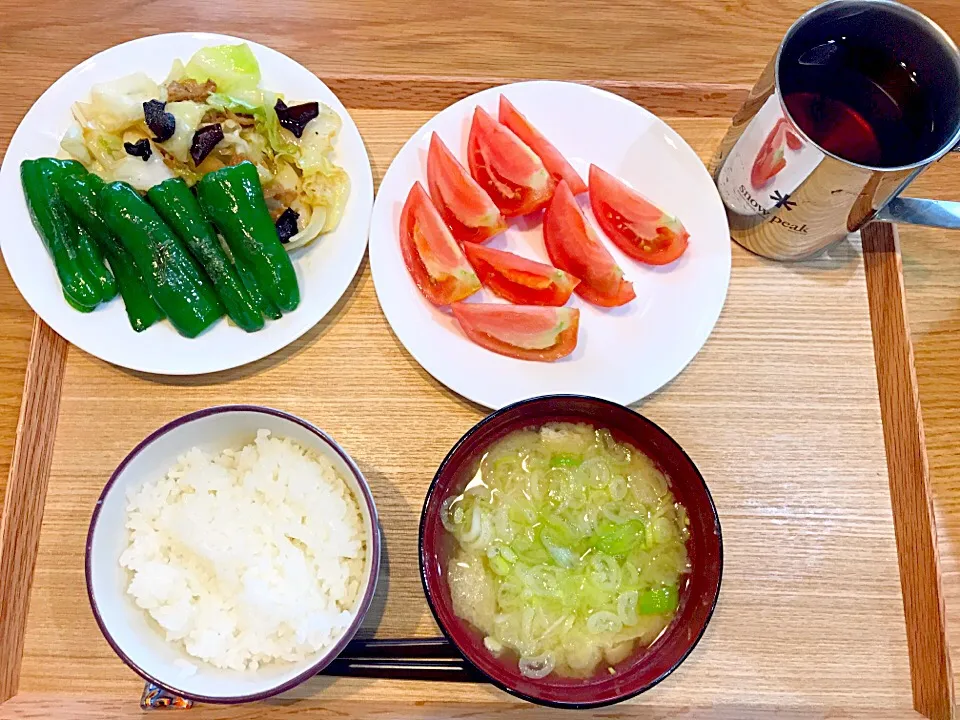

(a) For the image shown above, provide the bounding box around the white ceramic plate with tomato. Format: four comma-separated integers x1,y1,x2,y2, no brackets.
368,80,731,409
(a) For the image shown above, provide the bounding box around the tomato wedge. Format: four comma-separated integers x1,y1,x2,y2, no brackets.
543,180,635,307
467,107,555,217
452,303,579,362
588,165,690,266
427,133,506,244
399,182,481,305
498,96,587,195
462,244,579,306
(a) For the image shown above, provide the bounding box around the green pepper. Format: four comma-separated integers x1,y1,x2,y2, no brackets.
638,585,679,615
99,182,223,338
234,257,283,320
196,162,299,314
42,158,86,175
58,172,164,332
20,159,101,312
34,158,117,302
147,178,264,333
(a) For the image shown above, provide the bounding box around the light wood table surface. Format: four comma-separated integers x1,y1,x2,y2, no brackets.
2,0,960,714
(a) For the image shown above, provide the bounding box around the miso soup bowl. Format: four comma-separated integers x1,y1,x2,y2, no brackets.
86,405,381,704
419,395,722,709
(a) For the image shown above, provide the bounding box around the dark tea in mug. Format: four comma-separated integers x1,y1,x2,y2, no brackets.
776,1,960,169
782,39,934,167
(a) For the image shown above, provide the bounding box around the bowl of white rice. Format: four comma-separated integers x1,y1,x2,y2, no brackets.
85,405,380,703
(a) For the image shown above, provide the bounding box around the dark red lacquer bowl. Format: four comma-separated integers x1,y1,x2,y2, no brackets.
419,395,722,708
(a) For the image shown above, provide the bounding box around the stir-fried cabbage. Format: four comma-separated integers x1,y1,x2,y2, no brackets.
57,43,350,249
161,101,207,163
183,44,261,95
443,423,690,680
85,73,162,132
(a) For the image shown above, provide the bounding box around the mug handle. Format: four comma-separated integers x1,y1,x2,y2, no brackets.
875,198,960,230
874,144,960,229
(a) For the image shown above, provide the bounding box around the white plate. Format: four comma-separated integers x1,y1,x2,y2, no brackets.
369,81,731,409
0,33,374,375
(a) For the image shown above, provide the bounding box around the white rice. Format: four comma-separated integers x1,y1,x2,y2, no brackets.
119,429,366,672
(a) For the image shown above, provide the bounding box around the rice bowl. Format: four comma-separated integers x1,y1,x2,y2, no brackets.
120,430,366,673
86,406,380,703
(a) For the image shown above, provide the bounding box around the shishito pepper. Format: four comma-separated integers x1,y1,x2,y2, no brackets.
34,157,117,302
147,178,264,333
20,159,101,312
99,182,223,338
41,157,87,174
196,162,300,314
234,256,283,320
58,172,164,332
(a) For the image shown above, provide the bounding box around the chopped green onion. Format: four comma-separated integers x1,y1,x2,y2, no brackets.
594,519,645,556
550,452,582,468
638,585,679,615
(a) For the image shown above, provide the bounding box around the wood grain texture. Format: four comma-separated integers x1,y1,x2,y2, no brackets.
4,113,911,715
323,75,748,115
1,0,958,89
863,223,954,720
0,0,959,714
0,267,37,521
0,319,67,703
897,169,960,720
0,693,930,720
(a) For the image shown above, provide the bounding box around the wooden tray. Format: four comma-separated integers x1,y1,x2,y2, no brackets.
0,77,951,720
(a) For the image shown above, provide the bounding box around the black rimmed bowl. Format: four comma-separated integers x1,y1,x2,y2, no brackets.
85,405,381,704
419,395,722,709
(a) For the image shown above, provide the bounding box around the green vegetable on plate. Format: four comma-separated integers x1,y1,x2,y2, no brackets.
182,43,261,96
99,181,223,338
41,157,87,175
196,162,300,314
34,158,117,304
147,178,264,333
234,258,283,321
59,43,350,250
20,159,102,312
57,171,164,332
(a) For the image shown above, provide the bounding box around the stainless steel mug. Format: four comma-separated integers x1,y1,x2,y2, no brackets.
711,0,960,261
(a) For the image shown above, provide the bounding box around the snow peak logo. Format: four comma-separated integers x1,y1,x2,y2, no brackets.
738,184,808,234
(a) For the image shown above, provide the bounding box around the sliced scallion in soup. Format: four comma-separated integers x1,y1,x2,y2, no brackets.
442,422,690,679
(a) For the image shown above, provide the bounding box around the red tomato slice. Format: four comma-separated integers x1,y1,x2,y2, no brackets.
452,303,580,362
588,165,690,266
498,96,587,195
399,182,481,305
462,243,580,306
543,180,635,307
467,107,555,217
427,133,506,244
